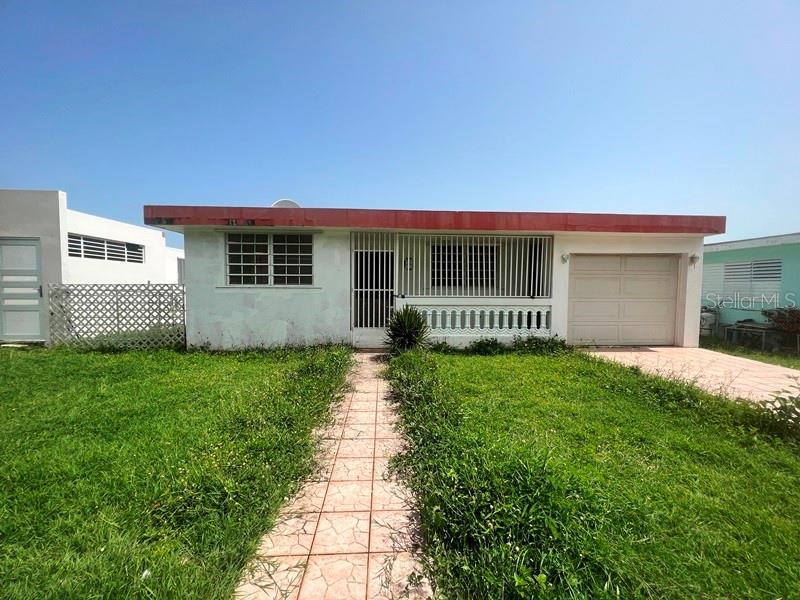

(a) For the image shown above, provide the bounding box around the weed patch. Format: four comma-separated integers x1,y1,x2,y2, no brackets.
388,350,800,598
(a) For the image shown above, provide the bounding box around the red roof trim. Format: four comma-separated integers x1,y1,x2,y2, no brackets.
143,206,726,235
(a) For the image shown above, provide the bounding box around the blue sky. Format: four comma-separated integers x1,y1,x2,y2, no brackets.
1,1,798,248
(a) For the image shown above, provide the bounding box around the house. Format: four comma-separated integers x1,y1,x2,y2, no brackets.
0,189,184,342
702,232,800,328
144,202,724,349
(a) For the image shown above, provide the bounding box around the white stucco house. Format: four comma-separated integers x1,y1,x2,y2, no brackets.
144,202,725,349
1,189,184,342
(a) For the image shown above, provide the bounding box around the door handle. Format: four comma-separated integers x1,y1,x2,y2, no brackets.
38,285,43,298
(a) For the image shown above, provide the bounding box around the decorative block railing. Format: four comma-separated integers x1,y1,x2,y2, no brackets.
48,284,185,349
397,298,552,336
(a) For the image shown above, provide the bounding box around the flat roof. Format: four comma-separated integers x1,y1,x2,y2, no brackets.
705,231,800,252
144,205,726,235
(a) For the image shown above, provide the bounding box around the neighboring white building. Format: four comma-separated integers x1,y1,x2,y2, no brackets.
145,203,725,349
0,189,184,342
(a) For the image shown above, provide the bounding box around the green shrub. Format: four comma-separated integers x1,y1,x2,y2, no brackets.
465,337,506,355
763,307,800,334
456,335,572,356
385,306,430,354
428,341,457,354
511,335,571,355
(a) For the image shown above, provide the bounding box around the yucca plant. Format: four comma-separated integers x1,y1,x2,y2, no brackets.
385,306,430,354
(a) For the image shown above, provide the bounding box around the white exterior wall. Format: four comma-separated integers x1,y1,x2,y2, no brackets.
0,189,67,340
550,232,704,347
183,227,705,349
62,209,183,284
0,189,65,282
184,229,351,348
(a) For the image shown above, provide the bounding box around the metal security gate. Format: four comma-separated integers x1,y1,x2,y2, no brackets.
396,234,553,298
351,232,395,346
0,238,44,342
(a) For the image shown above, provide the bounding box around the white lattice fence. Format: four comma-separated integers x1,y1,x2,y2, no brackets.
49,284,185,349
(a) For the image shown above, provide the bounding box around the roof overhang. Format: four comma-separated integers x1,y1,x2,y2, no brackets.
144,205,726,235
705,231,800,252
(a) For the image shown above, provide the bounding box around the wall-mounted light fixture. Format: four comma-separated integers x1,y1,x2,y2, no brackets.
689,254,700,266
561,253,570,264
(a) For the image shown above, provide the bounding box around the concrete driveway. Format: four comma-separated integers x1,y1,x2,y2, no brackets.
589,346,800,403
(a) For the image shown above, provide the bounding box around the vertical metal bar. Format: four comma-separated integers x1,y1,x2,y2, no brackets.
520,237,524,297
480,235,484,298
438,235,442,297
476,235,480,297
350,232,354,331
511,236,517,296
534,237,538,297
394,233,399,316
511,237,519,298
547,237,553,297
416,235,420,296
540,237,545,297
500,237,505,297
402,234,407,296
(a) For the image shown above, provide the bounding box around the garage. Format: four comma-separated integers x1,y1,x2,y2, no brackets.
568,254,679,345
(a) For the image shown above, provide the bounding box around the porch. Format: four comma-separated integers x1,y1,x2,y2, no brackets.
350,232,553,347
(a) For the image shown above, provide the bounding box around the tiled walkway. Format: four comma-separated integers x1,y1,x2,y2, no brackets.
590,346,800,403
236,353,431,600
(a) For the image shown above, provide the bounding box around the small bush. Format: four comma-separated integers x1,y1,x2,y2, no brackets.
465,337,506,355
763,307,800,334
744,390,800,438
385,306,430,354
512,335,571,355
428,341,457,354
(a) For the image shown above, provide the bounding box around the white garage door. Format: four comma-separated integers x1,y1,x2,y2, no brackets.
568,254,678,345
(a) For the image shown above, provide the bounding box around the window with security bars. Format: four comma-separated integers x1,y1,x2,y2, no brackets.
273,234,313,285
67,233,145,263
226,233,270,285
225,233,313,286
399,234,552,297
431,244,463,288
466,245,496,288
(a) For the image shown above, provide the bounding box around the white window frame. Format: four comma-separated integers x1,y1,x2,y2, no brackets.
224,232,314,287
703,258,783,307
67,233,145,264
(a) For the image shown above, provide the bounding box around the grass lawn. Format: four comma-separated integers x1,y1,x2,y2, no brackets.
0,345,351,599
389,349,800,599
700,335,800,370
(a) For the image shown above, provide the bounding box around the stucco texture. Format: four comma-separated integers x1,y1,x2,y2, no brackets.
184,229,351,348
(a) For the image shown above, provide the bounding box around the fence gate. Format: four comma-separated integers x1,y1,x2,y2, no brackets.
351,232,395,346
49,284,185,349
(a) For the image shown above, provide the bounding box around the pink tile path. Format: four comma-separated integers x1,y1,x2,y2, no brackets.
236,352,431,600
589,346,800,403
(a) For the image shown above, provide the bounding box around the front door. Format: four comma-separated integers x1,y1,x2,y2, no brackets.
353,250,394,329
0,238,45,342
351,231,395,347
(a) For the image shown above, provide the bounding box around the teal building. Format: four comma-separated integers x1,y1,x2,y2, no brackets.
702,233,800,327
